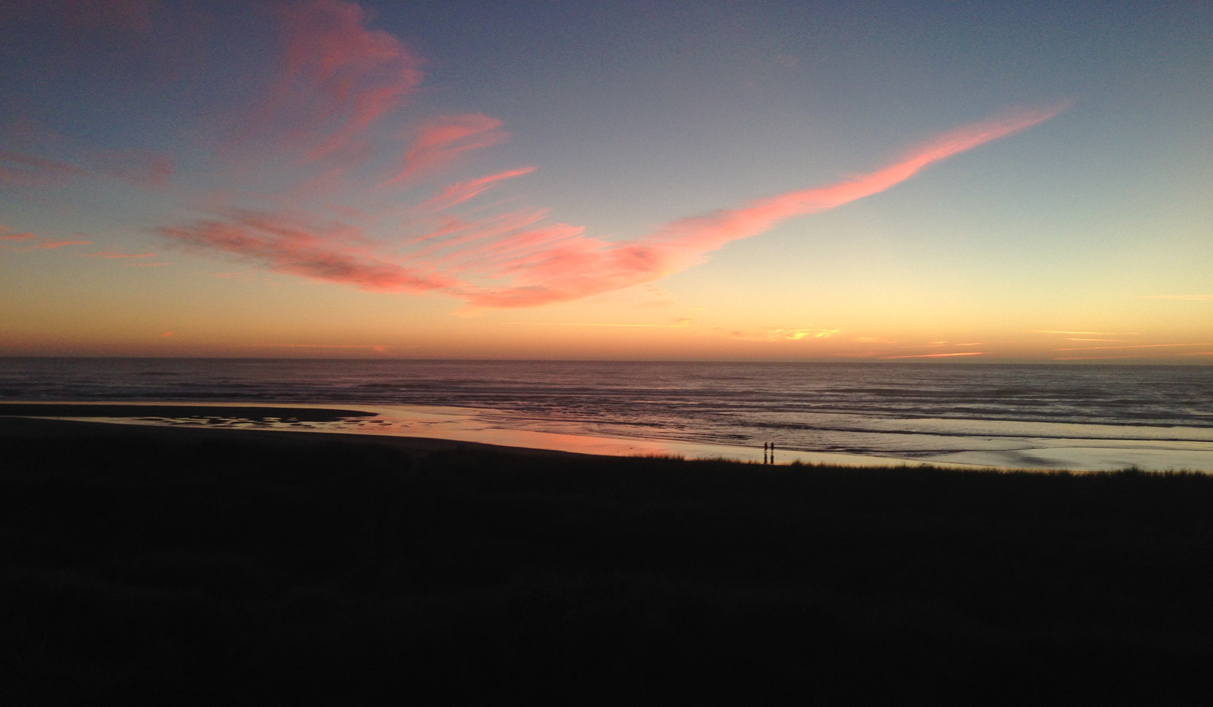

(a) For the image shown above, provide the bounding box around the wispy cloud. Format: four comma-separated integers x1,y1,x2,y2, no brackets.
1032,330,1140,335
163,107,1062,309
159,210,454,293
243,0,424,163
380,114,509,187
1055,343,1213,352
141,2,1063,311
16,239,93,251
421,167,537,211
1052,354,1152,361
449,105,1065,308
881,351,987,359
0,232,37,242
731,328,839,342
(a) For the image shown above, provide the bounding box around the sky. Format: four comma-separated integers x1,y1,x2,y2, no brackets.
1,0,1210,361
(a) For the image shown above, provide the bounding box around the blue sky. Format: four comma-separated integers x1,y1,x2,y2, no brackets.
1,1,1210,360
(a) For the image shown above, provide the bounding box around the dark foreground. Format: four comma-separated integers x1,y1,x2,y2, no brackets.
3,419,1213,705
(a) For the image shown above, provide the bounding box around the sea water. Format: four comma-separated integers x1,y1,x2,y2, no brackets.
2,358,1211,470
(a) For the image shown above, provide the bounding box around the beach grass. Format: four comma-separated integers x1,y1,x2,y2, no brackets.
2,417,1212,704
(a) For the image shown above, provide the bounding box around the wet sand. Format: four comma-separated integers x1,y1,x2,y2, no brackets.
0,401,977,468
4,400,1210,471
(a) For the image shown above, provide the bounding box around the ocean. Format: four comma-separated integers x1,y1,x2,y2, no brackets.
2,358,1212,470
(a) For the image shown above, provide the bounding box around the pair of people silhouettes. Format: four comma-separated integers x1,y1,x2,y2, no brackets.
763,442,776,465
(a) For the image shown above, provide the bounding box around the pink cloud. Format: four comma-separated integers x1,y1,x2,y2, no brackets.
159,210,454,292
380,114,509,186
453,105,1066,308
246,0,424,162
17,239,93,251
0,232,37,242
163,106,1064,310
421,166,537,210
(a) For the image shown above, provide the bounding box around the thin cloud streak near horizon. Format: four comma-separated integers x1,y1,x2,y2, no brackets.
881,352,987,359
1032,330,1140,336
1055,343,1213,352
15,239,92,251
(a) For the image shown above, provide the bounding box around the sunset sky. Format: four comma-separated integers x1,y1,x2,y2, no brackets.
1,0,1210,361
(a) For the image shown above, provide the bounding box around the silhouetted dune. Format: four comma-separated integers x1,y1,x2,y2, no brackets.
2,418,1211,704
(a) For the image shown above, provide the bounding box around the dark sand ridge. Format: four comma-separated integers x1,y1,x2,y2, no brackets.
0,413,592,460
5,415,1213,702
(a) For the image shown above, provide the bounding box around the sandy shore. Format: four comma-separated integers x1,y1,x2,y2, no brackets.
0,412,595,461
7,400,1210,471
0,400,959,468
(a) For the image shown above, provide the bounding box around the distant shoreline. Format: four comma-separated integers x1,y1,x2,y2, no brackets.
0,400,983,470
2,355,1211,365
3,399,1210,472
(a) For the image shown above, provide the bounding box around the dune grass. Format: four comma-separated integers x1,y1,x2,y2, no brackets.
2,419,1212,704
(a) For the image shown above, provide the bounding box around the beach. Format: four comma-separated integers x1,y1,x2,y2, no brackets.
0,400,964,468
3,359,1212,471
4,415,1213,702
